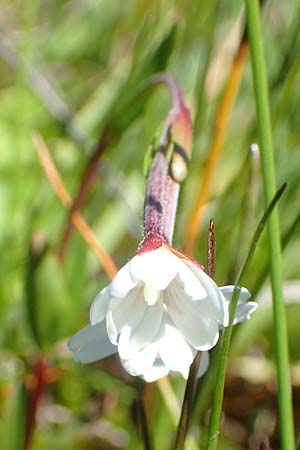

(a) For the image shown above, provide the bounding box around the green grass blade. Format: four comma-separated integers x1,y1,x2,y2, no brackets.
251,208,300,299
206,183,287,450
245,0,295,448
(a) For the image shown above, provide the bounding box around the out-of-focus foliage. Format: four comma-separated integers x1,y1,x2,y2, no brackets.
0,1,300,449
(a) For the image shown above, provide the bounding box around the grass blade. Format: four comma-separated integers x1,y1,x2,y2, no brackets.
206,183,287,450
245,1,295,448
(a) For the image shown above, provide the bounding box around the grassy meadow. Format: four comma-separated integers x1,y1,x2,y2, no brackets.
0,1,300,449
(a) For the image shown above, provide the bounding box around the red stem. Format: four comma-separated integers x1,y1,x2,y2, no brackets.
24,357,47,450
143,75,191,244
162,173,179,245
143,152,168,240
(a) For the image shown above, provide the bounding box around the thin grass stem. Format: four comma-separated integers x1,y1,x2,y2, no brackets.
136,389,154,450
174,353,202,450
34,134,117,279
251,209,300,299
192,205,300,424
245,1,295,448
206,183,287,450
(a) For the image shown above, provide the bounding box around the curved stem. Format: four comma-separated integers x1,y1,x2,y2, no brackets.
206,184,287,450
143,75,192,244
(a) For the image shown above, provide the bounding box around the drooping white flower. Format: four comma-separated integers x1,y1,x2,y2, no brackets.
68,235,257,382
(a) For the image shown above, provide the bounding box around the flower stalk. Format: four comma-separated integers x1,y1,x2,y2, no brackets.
143,75,192,244
143,151,169,240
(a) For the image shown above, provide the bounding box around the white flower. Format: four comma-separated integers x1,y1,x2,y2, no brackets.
68,237,257,382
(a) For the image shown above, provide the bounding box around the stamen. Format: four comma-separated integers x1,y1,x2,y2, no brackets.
144,284,160,305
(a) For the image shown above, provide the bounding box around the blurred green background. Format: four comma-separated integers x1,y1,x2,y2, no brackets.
0,0,300,449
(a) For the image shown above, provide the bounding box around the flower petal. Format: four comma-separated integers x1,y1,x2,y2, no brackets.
129,248,179,290
177,351,210,379
219,285,257,324
68,323,104,352
68,323,117,363
176,259,207,300
109,260,138,298
106,287,142,344
234,302,257,324
173,274,223,320
181,259,229,325
89,286,110,325
159,316,196,374
166,281,219,351
121,298,164,356
120,342,159,377
144,284,160,305
118,297,149,359
142,360,169,382
219,285,251,303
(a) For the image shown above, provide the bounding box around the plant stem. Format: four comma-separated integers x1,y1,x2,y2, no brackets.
245,1,295,448
174,353,202,450
206,183,287,450
251,209,300,299
144,152,169,239
143,75,192,244
136,386,154,450
24,356,47,450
